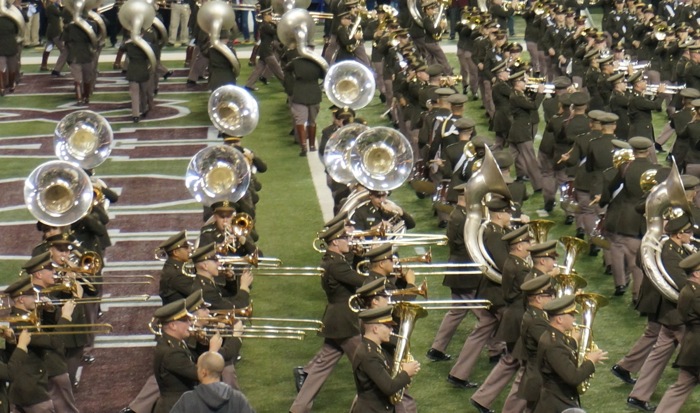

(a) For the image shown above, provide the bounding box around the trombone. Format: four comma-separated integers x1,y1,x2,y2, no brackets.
348,279,429,312
217,249,282,269
389,298,491,311
252,266,325,276
0,310,113,335
39,294,152,306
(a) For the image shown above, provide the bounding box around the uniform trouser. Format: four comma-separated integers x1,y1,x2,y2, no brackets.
0,55,19,77
412,37,429,61
449,308,505,381
187,46,208,82
424,42,452,75
509,141,543,191
291,102,320,126
169,3,191,44
354,46,371,68
395,392,417,413
245,56,284,88
24,13,40,46
16,400,55,413
44,35,67,69
617,319,662,373
609,233,642,295
539,153,567,204
471,352,520,409
526,41,539,73
502,366,529,413
629,324,685,401
128,375,160,413
655,367,700,413
65,346,84,384
48,373,79,413
683,163,700,183
323,35,338,64
656,122,674,146
481,79,495,118
371,61,385,95
290,335,362,413
130,80,154,116
430,289,475,352
575,190,598,236
69,62,94,85
461,49,479,95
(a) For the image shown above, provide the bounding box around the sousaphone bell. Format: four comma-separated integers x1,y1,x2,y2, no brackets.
324,60,376,110
185,145,251,205
349,127,414,191
209,85,260,137
54,110,113,169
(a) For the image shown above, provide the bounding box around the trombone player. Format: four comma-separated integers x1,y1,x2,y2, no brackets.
535,295,608,413
351,189,416,231
191,243,253,311
362,243,417,297
157,230,195,305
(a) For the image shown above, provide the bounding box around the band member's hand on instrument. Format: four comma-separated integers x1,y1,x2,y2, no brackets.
589,194,601,206
38,295,56,312
547,266,560,277
430,158,445,167
657,83,667,94
239,268,253,292
558,151,571,164
1,326,16,344
558,55,566,65
585,349,608,364
537,84,545,94
16,329,31,352
402,268,416,286
402,360,420,377
232,319,244,338
519,214,530,224
62,299,76,321
208,331,223,352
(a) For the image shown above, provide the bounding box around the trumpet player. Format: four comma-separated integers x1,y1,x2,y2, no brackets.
676,98,700,178
199,201,257,258
534,295,608,413
655,251,700,412
627,71,665,153
351,306,420,413
624,214,692,412
665,88,700,171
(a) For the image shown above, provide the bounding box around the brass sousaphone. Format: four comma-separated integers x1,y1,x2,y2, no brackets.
119,0,157,72
323,60,376,110
277,7,328,73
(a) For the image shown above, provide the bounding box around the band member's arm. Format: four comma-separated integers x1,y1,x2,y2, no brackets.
544,342,596,386
161,350,199,381
360,353,412,395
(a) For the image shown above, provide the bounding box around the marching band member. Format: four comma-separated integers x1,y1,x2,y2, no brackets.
608,72,631,140
601,136,660,299
540,92,572,214
627,71,665,155
455,8,479,98
534,295,608,413
351,189,416,231
40,0,65,73
290,221,365,413
654,251,700,412
168,0,191,47
244,7,284,91
191,243,252,311
351,306,420,413
158,231,195,305
470,226,533,413
363,243,416,293
152,298,223,413
491,61,512,150
625,215,692,412
64,7,98,105
0,1,20,96
336,10,365,63
667,88,700,172
125,29,155,123
199,201,257,258
421,0,451,75
445,197,512,390
207,29,239,91
675,98,700,178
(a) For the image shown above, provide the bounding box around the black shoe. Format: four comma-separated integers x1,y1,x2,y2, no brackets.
163,70,173,80
605,265,613,275
463,86,468,95
447,374,478,389
379,93,386,103
627,397,656,411
140,110,149,119
119,409,136,413
438,220,448,229
426,348,451,361
564,215,575,225
614,285,627,296
544,200,554,212
293,366,307,393
299,149,307,157
489,353,502,364
82,354,96,364
51,70,62,77
611,365,637,385
259,76,269,85
575,227,585,239
589,244,600,257
132,116,140,123
245,86,258,92
654,142,664,153
289,128,295,136
533,188,542,193
186,80,197,87
470,399,494,413
248,60,255,66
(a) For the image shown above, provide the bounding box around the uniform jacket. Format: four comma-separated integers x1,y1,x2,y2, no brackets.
351,337,411,413
319,251,365,339
477,222,509,310
440,140,469,203
515,306,549,403
7,309,53,407
508,90,545,144
153,333,198,413
159,258,193,305
585,133,615,197
64,19,96,64
45,3,62,40
444,205,480,290
0,16,19,57
628,91,663,139
286,57,325,105
609,90,630,140
208,46,238,91
257,20,277,59
492,80,513,135
534,326,595,413
351,203,416,231
675,280,700,369
495,254,531,346
125,42,151,83
670,107,694,166
604,157,659,237
337,24,359,62
193,274,249,311
199,223,256,257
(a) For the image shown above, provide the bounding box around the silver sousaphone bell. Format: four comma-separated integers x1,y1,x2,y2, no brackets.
54,110,113,169
209,85,260,137
186,145,251,205
24,161,94,226
349,127,414,191
324,60,376,110
323,123,369,185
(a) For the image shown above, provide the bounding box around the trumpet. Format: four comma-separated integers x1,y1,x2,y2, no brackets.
646,83,686,95
439,75,462,87
348,279,429,312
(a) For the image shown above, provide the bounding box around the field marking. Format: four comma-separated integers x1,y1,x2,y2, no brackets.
307,154,334,222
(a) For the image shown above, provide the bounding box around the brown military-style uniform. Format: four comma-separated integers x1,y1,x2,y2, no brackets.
159,258,193,305
350,337,412,413
534,327,596,413
515,305,550,408
153,333,198,413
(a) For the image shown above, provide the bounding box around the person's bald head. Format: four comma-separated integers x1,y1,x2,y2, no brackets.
197,351,225,382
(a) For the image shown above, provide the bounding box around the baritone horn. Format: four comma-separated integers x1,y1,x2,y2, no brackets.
198,0,240,77
324,60,376,110
389,302,427,404
528,219,555,244
575,292,608,394
118,0,157,72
